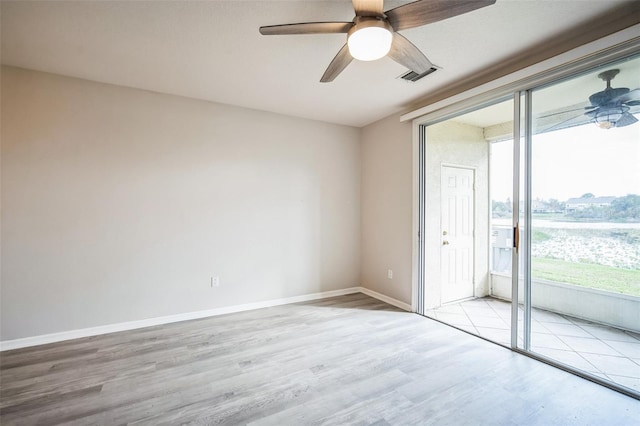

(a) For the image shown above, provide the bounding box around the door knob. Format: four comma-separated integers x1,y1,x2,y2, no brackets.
442,240,449,245
442,231,448,236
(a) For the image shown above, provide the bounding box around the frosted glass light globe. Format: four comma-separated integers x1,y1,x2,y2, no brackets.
348,26,393,61
594,107,626,129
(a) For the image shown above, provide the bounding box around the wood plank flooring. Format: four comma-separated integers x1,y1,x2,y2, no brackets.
1,293,638,425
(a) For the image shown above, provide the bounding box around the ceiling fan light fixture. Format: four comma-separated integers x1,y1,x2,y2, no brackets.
347,19,393,61
594,106,627,129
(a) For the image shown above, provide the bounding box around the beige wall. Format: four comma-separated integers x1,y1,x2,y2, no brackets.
1,67,361,340
424,120,490,309
360,114,413,304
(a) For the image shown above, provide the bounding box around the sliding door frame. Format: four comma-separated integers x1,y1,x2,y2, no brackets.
412,125,427,315
510,92,521,349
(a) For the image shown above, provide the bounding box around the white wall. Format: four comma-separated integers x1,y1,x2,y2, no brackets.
360,114,413,304
1,67,361,340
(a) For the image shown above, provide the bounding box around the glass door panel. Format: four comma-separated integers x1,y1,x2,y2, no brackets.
528,55,640,394
422,98,515,347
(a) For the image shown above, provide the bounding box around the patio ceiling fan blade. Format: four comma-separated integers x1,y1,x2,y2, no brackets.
538,113,590,134
321,44,353,82
388,33,433,74
615,112,639,127
537,105,591,119
259,22,353,35
353,0,384,17
386,0,496,31
614,88,640,105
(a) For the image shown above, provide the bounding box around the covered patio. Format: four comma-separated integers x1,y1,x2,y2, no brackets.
426,297,640,393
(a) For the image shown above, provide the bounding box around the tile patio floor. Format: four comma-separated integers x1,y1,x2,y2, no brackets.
426,297,640,394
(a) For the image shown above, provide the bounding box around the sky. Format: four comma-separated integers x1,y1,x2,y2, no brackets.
491,120,640,202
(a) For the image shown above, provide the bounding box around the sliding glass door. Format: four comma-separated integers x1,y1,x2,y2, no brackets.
520,55,640,395
417,50,640,399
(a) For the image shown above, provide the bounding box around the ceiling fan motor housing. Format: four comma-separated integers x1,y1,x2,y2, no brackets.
588,87,630,108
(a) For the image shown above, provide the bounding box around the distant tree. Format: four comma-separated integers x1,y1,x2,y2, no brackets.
547,198,565,213
567,205,609,220
609,195,640,221
580,193,595,199
492,200,512,218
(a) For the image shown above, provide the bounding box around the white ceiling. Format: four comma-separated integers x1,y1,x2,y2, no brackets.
1,0,635,127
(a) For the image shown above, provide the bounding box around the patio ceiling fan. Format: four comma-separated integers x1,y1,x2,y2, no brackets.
542,69,640,132
259,0,496,82
584,69,640,129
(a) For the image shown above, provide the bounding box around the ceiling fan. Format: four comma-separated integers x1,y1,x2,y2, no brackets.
585,69,640,129
259,0,496,82
541,69,640,132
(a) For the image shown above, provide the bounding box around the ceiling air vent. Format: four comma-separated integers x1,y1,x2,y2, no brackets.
398,67,438,82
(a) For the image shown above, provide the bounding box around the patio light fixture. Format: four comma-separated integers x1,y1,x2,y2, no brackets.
594,106,627,129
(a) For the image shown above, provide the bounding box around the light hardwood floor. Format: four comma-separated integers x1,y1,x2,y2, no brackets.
1,293,638,425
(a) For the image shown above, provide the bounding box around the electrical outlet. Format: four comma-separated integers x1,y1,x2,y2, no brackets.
211,276,220,287
387,269,393,279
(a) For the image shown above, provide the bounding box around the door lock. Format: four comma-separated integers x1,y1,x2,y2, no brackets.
442,240,450,245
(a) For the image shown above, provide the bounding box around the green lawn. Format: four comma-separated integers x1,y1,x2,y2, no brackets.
532,229,552,243
532,257,640,297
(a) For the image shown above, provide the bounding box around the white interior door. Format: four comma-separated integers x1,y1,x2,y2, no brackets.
441,165,475,304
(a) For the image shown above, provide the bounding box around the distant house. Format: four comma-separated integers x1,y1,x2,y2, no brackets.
565,196,616,213
531,199,565,214
532,199,551,213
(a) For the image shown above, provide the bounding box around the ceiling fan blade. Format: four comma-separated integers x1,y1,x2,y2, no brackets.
537,113,589,134
614,88,640,105
386,0,496,31
353,0,384,17
321,44,353,83
615,112,638,127
259,22,353,35
537,105,591,119
387,33,433,74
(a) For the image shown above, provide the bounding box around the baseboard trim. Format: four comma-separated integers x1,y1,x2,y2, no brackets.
0,286,411,351
0,287,363,351
359,287,412,312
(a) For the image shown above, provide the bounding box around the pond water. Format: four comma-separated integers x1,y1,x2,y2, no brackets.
492,219,640,271
493,218,640,229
